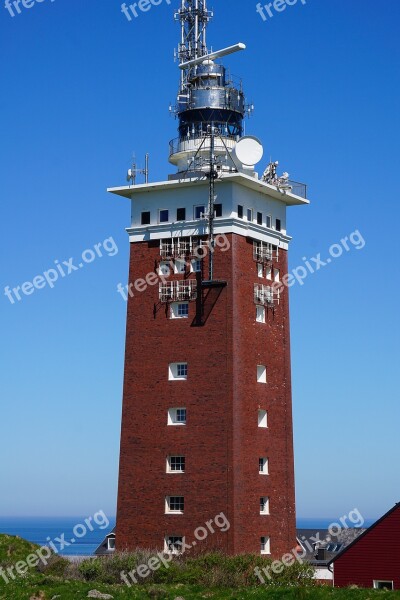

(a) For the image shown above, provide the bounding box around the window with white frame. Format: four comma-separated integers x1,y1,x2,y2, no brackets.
276,218,281,232
169,363,188,380
238,204,244,219
194,205,206,219
266,266,272,280
168,408,187,425
257,365,267,384
165,536,184,554
174,259,186,274
165,496,184,514
256,305,266,324
260,497,270,515
170,302,189,319
274,269,280,283
159,261,171,277
159,209,169,223
191,259,202,273
266,215,272,228
107,535,116,551
167,456,186,473
373,582,394,590
257,263,263,278
259,457,269,474
258,410,268,428
257,212,263,226
247,208,253,222
260,536,271,554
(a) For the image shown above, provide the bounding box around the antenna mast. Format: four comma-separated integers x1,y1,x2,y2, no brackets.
176,0,212,90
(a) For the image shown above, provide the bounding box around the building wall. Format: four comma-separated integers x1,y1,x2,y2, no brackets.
333,506,400,589
116,231,296,557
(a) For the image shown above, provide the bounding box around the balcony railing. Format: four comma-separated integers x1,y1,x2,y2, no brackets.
254,284,279,308
159,281,197,303
160,237,204,259
253,242,279,263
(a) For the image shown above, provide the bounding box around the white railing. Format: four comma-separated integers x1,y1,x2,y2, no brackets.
160,237,202,259
253,241,279,263
159,280,198,303
254,284,280,308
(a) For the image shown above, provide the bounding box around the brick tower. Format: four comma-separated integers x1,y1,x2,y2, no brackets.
109,0,308,558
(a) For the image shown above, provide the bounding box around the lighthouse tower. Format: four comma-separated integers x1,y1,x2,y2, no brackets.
109,0,308,558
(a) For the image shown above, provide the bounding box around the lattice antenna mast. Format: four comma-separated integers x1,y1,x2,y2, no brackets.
175,0,213,91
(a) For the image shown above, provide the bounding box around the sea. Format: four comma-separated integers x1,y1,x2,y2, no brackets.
0,516,374,557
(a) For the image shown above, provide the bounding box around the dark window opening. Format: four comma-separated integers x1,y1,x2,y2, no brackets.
257,212,262,225
176,208,186,221
160,210,169,223
276,219,281,232
214,203,222,218
238,205,244,219
141,211,151,225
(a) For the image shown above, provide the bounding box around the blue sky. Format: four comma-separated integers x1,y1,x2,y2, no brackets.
0,0,399,522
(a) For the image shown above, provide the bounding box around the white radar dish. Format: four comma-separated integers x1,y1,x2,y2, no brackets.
233,136,264,167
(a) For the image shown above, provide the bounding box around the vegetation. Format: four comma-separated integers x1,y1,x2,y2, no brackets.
1,535,400,599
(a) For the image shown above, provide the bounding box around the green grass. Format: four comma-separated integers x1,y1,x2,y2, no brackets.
1,578,400,600
1,535,400,600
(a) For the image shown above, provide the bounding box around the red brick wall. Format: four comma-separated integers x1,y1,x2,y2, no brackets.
333,505,400,589
116,233,296,557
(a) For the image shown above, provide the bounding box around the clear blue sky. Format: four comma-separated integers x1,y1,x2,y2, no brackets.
0,0,399,522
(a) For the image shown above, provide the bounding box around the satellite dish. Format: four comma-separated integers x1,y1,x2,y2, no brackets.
233,136,264,167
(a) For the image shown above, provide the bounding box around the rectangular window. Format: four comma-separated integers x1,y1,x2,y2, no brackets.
259,457,269,475
176,208,186,221
256,306,265,324
247,208,253,222
168,408,187,425
275,218,281,232
167,456,186,473
257,263,263,278
257,365,267,384
373,582,394,590
214,203,222,218
159,209,169,223
170,302,189,319
261,536,271,554
191,259,202,273
237,205,244,219
260,497,270,515
166,496,184,514
274,269,280,283
194,205,206,219
266,215,272,228
165,536,183,554
159,261,171,277
258,410,268,428
174,259,186,274
257,212,263,226
141,211,151,225
266,266,272,280
107,536,116,551
169,363,188,380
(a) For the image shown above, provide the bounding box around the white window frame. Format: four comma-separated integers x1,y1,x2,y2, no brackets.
259,457,269,475
274,268,280,283
373,582,394,590
260,497,270,515
166,456,186,473
169,363,188,381
257,365,267,384
165,496,185,514
174,259,186,274
191,259,202,273
247,208,253,222
257,263,263,278
266,215,272,229
261,536,271,555
168,408,187,426
266,266,272,280
107,535,116,551
258,410,268,428
159,261,171,277
256,305,266,324
170,302,189,319
164,536,184,554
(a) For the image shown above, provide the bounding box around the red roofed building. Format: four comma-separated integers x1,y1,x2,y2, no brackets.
329,503,400,590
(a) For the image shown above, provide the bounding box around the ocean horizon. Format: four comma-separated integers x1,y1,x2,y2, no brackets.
0,516,375,556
